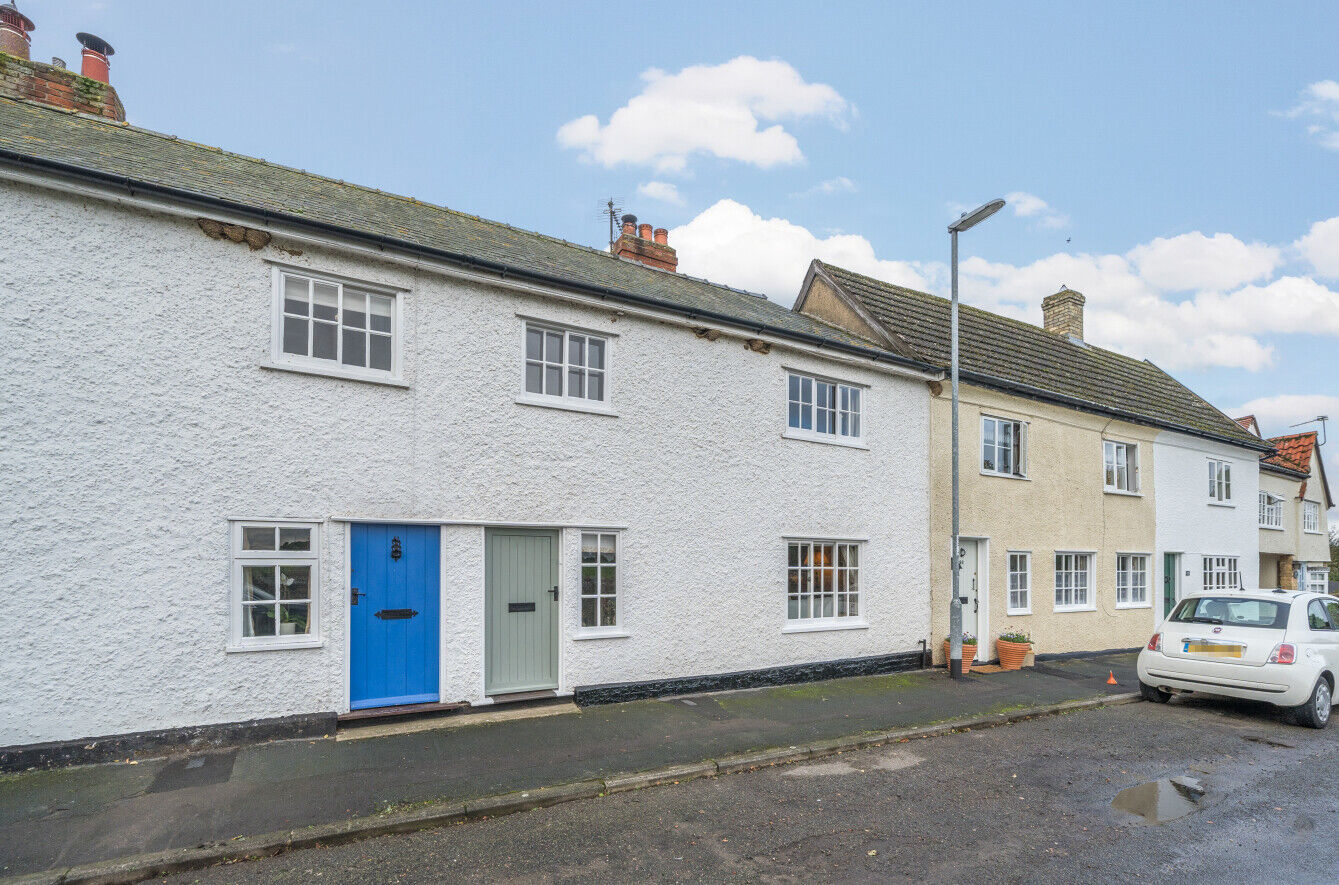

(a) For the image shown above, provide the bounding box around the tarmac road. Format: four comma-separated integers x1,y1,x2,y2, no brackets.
165,694,1339,884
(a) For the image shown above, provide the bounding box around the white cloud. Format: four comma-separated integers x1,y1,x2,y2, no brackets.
667,199,1339,373
1233,395,1339,436
557,57,849,173
1129,232,1281,292
1280,80,1339,151
636,181,684,206
1295,216,1339,278
1005,191,1069,229
669,199,930,305
792,176,857,198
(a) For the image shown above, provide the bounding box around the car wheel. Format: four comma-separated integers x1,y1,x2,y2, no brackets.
1139,681,1171,703
1294,676,1333,729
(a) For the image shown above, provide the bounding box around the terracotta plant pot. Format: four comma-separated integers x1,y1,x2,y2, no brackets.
942,641,978,674
996,639,1032,671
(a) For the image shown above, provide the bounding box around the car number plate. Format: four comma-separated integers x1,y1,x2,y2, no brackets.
1184,641,1243,657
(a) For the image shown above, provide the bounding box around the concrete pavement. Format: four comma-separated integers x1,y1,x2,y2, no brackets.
0,652,1137,880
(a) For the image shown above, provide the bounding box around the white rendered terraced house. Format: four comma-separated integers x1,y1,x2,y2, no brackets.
0,75,943,764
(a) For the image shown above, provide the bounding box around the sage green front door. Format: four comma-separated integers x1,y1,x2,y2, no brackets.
485,529,559,695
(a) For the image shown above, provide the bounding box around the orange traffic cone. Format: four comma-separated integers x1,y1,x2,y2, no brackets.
1107,671,1118,685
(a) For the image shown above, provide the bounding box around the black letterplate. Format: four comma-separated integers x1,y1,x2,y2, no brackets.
508,602,537,613
374,608,419,620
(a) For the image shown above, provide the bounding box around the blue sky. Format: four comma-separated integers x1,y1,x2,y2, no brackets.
27,0,1339,509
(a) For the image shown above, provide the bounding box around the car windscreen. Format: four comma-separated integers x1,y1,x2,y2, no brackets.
1168,597,1289,628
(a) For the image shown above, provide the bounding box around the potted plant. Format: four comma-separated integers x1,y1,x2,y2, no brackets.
996,630,1033,670
942,633,978,674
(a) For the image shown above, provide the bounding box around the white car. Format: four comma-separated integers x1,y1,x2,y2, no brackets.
1137,589,1339,728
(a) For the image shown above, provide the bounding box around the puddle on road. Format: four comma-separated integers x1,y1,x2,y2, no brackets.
1112,776,1205,824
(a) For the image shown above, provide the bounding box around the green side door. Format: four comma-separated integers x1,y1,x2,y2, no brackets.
485,529,559,695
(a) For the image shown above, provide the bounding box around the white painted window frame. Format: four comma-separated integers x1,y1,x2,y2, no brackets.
981,414,1029,479
1259,491,1283,529
1307,566,1330,594
1103,439,1140,494
1115,552,1152,609
1006,550,1032,615
517,319,615,416
576,531,626,638
783,370,867,448
1304,500,1321,534
268,267,403,385
784,539,867,631
1053,551,1096,613
1201,555,1241,593
228,519,322,652
1207,458,1233,505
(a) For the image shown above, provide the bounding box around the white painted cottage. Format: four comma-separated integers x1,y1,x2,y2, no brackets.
0,95,941,763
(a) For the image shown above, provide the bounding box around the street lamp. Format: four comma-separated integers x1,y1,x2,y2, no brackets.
947,198,1005,679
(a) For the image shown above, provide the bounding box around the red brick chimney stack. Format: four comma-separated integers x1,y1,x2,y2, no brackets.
0,6,125,121
76,31,112,84
611,213,678,272
0,2,35,60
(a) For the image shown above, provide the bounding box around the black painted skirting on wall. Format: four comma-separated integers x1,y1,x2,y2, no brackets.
574,649,926,707
1033,646,1140,662
0,711,337,773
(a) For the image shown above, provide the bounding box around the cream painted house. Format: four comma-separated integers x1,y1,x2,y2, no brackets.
795,260,1272,661
1238,420,1333,592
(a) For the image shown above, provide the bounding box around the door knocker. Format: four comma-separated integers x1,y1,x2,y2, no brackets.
391,536,402,561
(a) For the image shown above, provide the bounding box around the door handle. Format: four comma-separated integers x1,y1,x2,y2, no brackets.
974,599,979,614
550,585,559,601
351,587,365,605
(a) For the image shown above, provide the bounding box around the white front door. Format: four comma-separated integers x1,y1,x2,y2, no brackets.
960,539,981,641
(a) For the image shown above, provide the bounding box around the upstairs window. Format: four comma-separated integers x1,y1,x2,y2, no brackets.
1207,459,1232,503
982,416,1027,478
1202,556,1240,593
524,323,608,405
1259,491,1283,529
787,373,863,442
1304,501,1321,534
277,270,397,376
1103,440,1139,493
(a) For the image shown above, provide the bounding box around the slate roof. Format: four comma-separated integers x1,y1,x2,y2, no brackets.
811,260,1267,450
0,97,925,368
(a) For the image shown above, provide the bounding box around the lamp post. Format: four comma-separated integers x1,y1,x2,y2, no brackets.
947,198,1005,679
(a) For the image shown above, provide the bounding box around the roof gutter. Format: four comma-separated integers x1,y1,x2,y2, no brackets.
960,369,1275,453
1260,461,1312,481
0,149,943,379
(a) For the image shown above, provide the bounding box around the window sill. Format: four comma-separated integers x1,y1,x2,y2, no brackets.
1005,609,1032,617
1104,488,1143,497
1052,606,1097,614
782,619,869,634
781,429,869,450
1207,501,1235,508
514,395,618,417
572,628,630,641
980,470,1029,481
1260,525,1284,531
1304,530,1324,535
260,360,409,389
227,638,326,653
1115,602,1153,610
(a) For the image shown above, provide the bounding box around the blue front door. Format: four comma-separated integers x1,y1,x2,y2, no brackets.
350,523,440,710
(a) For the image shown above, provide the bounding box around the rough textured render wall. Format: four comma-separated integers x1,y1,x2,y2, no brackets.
928,385,1159,660
1154,430,1261,600
0,181,932,745
1298,456,1330,565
